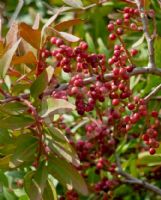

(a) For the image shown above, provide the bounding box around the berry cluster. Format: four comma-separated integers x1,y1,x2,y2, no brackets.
59,190,78,200
36,3,160,199
94,177,118,193
142,111,160,155
107,6,140,41
50,37,106,74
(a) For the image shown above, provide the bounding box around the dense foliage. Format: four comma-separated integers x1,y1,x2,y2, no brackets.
0,0,161,199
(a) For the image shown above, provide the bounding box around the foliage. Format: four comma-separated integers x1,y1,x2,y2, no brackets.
0,0,161,200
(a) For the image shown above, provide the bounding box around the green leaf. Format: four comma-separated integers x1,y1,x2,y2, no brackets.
85,33,96,52
3,187,17,200
97,38,109,58
43,179,57,200
47,127,80,166
30,66,54,99
132,34,145,48
0,170,8,187
0,39,21,77
18,195,29,200
0,115,34,129
63,0,83,8
154,36,161,68
0,129,11,145
40,97,75,118
10,135,38,168
48,156,89,196
0,155,12,170
24,163,48,200
0,102,27,115
137,152,161,166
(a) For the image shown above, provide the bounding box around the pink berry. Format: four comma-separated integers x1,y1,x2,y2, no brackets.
112,99,120,106
109,33,116,40
149,148,156,155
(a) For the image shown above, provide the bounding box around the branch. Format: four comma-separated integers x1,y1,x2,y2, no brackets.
1,66,161,105
135,0,155,68
8,0,24,27
144,83,161,102
115,154,161,196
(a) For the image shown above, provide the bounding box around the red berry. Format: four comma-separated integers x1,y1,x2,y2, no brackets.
130,23,137,30
80,41,88,50
109,33,116,40
142,134,149,141
149,148,156,155
124,13,130,19
107,23,115,32
55,38,64,47
151,111,158,118
108,58,115,65
50,37,57,44
124,7,130,13
112,99,120,106
116,27,124,35
130,49,138,56
113,68,120,76
126,65,134,72
127,103,135,110
116,19,123,25
63,65,71,73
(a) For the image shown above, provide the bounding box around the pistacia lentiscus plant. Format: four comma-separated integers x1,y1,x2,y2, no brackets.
0,0,161,199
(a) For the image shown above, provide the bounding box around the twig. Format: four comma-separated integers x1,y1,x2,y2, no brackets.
115,154,161,196
0,66,161,105
135,0,155,68
144,83,161,102
8,0,24,27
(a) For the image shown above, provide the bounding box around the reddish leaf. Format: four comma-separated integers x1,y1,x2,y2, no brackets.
54,19,84,31
19,23,41,49
12,51,37,65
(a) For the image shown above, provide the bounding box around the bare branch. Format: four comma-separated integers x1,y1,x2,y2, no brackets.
135,0,155,68
144,83,161,102
8,0,24,27
115,154,161,196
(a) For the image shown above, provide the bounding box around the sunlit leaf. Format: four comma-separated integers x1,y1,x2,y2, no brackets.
6,22,18,47
40,97,75,118
0,39,21,77
43,179,57,200
58,31,80,42
63,0,83,8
